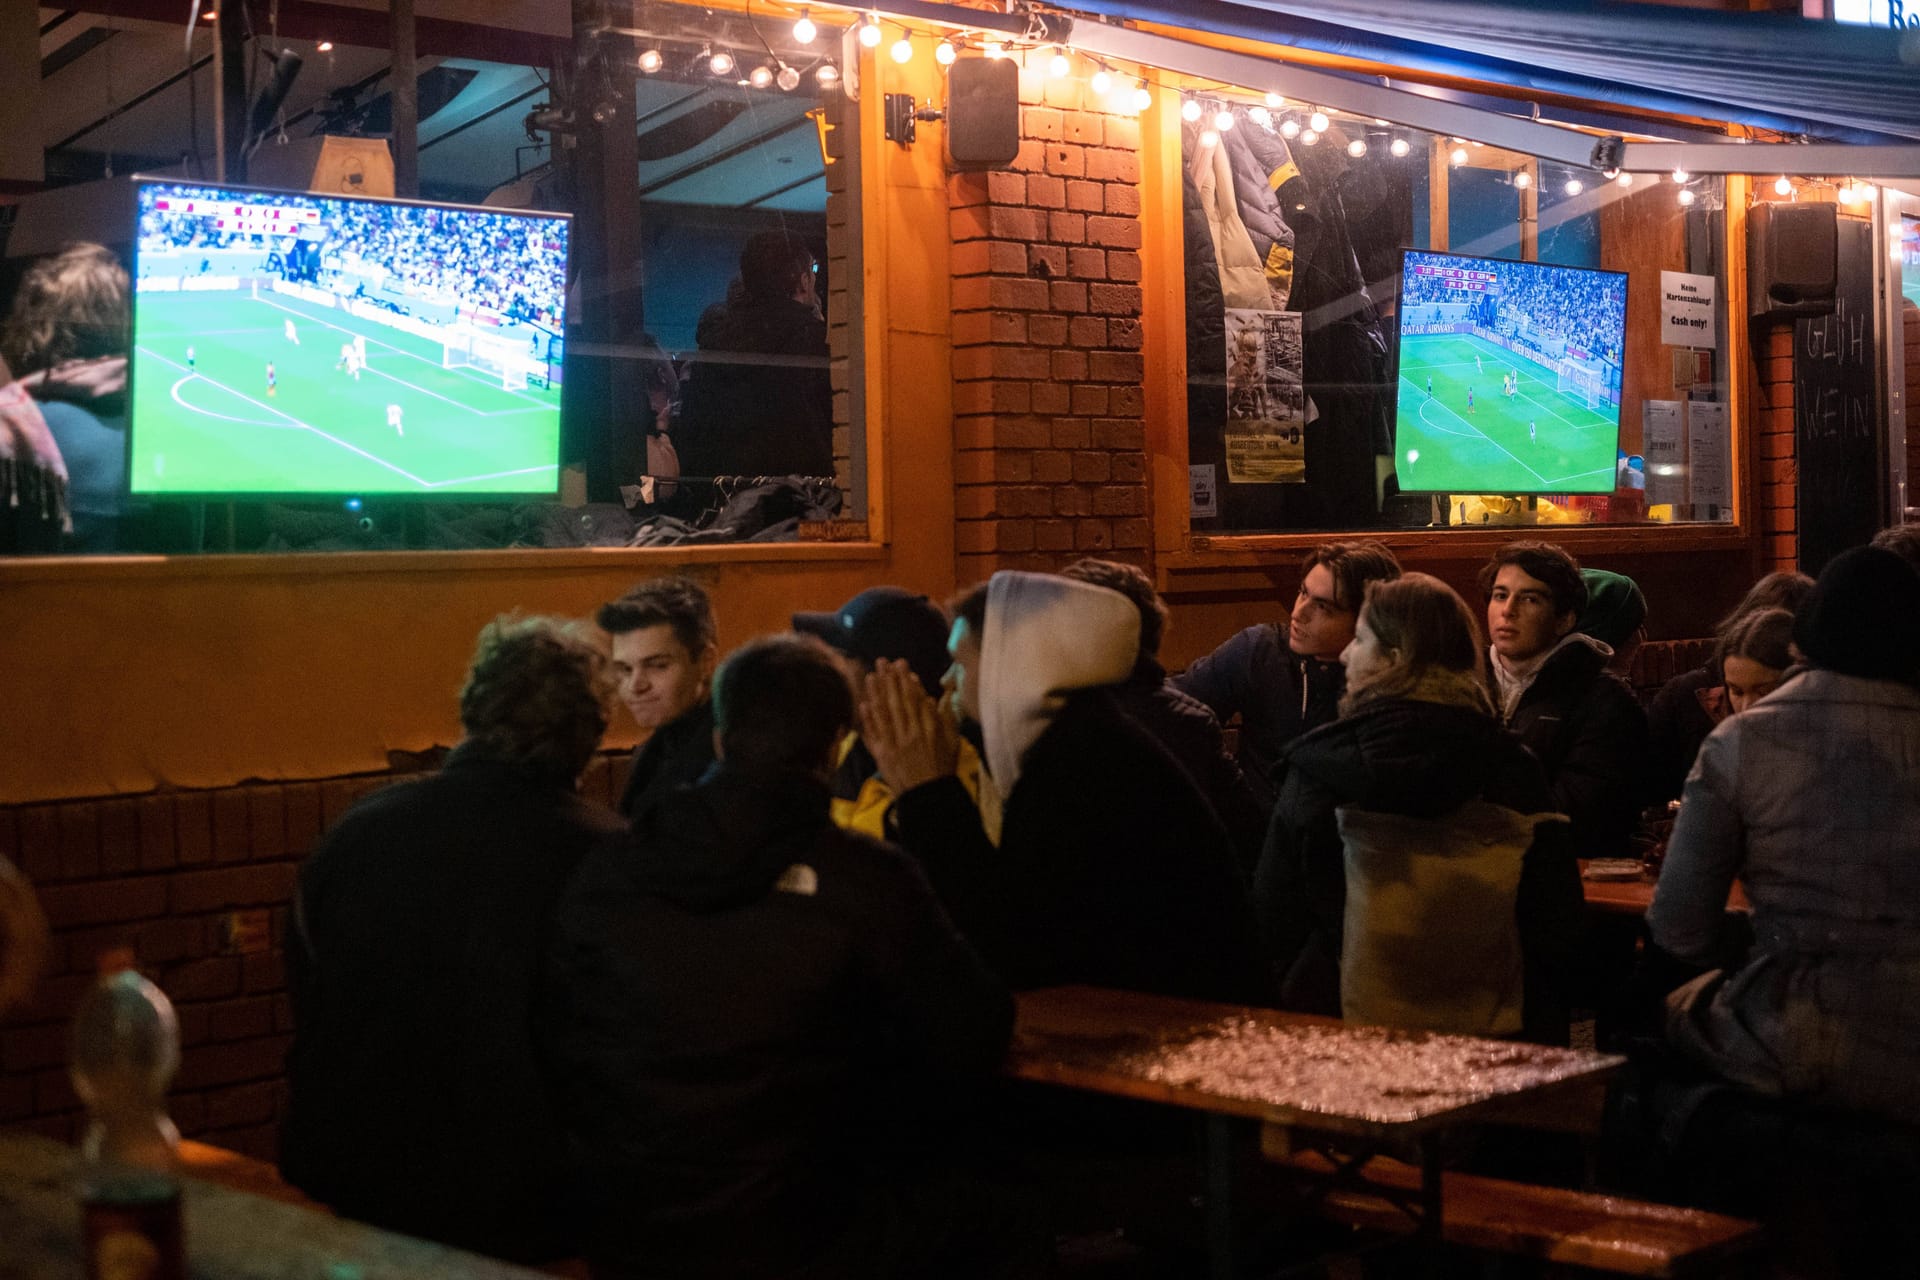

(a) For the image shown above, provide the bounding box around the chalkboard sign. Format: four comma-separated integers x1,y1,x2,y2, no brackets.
1794,215,1880,575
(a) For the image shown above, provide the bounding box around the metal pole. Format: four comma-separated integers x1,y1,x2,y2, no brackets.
390,0,418,197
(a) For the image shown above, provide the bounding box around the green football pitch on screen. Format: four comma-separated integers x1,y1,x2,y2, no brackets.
1393,333,1619,495
130,290,561,496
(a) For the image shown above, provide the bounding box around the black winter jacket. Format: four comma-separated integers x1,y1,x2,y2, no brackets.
676,295,833,481
1173,622,1345,811
1644,663,1719,805
282,745,625,1261
545,765,1011,1280
890,688,1270,1006
1500,641,1649,859
1257,697,1585,1043
619,700,717,822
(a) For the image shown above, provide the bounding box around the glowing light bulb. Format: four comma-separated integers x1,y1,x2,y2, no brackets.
1199,129,1220,147
816,61,840,85
1300,129,1319,146
709,48,735,75
1048,48,1070,78
793,10,816,43
1213,109,1235,132
1564,178,1583,196
1279,117,1300,139
1671,168,1689,183
777,64,802,91
1309,110,1329,133
1677,188,1696,207
1131,85,1153,112
1616,172,1634,188
1181,99,1202,123
890,36,912,63
1513,170,1531,189
935,40,957,66
1347,137,1367,158
749,63,775,88
858,14,882,47
1450,146,1469,165
1389,136,1410,158
1266,92,1285,108
1248,107,1271,129
983,41,1004,59
1090,69,1112,95
1774,175,1793,196
316,40,334,52
638,48,663,73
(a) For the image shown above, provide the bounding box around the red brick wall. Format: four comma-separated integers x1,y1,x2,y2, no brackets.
1755,323,1798,572
948,64,1149,582
0,754,631,1161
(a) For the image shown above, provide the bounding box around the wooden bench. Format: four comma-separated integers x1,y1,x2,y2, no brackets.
1265,1141,1761,1277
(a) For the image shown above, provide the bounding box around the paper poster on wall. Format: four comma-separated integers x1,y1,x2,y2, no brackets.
1190,464,1219,518
1660,271,1717,348
1223,308,1306,484
1671,347,1712,390
1642,400,1686,507
1687,400,1732,515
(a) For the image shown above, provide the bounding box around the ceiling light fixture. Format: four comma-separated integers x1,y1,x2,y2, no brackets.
638,48,663,73
858,13,882,48
890,34,913,63
793,9,817,43
935,40,957,66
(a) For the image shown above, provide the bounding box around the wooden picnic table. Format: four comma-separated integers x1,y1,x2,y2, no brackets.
0,1129,553,1280
1581,865,1751,918
1006,985,1625,1278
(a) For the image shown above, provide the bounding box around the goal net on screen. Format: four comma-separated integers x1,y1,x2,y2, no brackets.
444,329,532,391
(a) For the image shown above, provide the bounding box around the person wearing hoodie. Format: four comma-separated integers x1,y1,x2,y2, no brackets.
863,571,1268,1005
1175,540,1402,811
1482,541,1647,860
1058,558,1266,874
545,636,1034,1280
1650,546,1920,1126
282,615,625,1263
1257,573,1584,1041
674,230,834,483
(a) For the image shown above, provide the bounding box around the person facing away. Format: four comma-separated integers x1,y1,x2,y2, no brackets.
1258,573,1584,1041
597,576,720,822
544,636,1038,1280
1577,567,1648,680
1643,572,1815,806
1174,540,1403,810
791,586,995,841
1650,546,1920,1126
281,615,625,1263
863,571,1269,1005
1058,557,1267,874
674,229,834,482
1482,540,1647,860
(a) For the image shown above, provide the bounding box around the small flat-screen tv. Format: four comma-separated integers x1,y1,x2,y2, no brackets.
1393,249,1628,495
129,179,569,499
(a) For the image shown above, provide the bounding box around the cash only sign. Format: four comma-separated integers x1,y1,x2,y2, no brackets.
1659,271,1717,348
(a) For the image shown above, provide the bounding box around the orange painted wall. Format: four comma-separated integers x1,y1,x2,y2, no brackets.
0,45,958,808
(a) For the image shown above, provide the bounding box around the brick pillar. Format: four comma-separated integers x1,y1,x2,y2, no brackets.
1755,324,1798,571
948,65,1148,584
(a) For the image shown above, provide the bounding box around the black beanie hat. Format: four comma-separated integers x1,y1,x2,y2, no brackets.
1794,545,1920,681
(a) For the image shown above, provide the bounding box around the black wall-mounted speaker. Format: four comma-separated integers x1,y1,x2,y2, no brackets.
1748,200,1836,321
945,57,1020,171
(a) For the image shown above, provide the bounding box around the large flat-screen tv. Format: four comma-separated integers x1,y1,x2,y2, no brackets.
129,179,569,499
1393,249,1628,495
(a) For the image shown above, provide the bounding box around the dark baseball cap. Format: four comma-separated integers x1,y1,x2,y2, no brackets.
793,587,952,695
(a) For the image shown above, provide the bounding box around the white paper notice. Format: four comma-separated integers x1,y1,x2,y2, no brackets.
1688,401,1732,514
1190,464,1219,518
1660,271,1717,348
1642,401,1685,507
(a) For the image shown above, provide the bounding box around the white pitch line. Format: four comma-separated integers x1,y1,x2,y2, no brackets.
421,464,557,489
1397,374,1550,487
140,346,431,487
250,293,553,410
1538,466,1617,487
1400,378,1481,439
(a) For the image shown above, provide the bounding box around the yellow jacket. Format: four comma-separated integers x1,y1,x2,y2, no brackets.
829,732,1000,846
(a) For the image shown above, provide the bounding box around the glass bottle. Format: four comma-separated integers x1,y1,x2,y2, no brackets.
70,956,185,1280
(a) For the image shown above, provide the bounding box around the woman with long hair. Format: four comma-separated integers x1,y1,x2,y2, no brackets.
1257,572,1584,1041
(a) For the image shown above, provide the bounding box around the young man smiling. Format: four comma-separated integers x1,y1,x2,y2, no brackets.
1481,541,1646,859
1175,541,1402,809
597,577,721,822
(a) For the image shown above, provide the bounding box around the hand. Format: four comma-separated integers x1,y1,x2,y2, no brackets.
860,659,958,795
